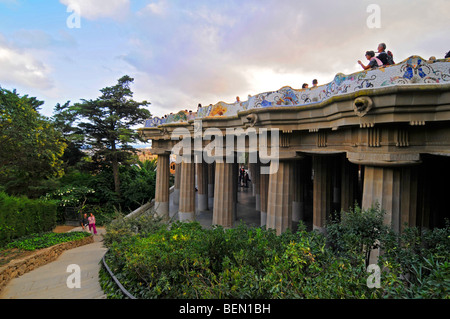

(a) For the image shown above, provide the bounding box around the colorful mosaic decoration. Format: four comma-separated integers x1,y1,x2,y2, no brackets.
144,56,450,128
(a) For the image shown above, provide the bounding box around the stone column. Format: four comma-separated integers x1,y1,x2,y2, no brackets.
341,156,358,212
266,160,293,235
254,160,261,212
312,155,332,232
196,161,209,212
292,159,307,226
208,162,215,199
179,157,195,221
400,167,419,232
212,161,234,228
362,165,418,233
155,153,170,220
173,163,181,205
259,167,269,226
232,161,238,220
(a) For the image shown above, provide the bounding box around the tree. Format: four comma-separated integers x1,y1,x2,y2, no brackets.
0,87,67,196
73,76,151,195
52,101,86,168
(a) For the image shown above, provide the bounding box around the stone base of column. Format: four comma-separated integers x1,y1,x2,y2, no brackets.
292,201,304,222
260,211,267,227
198,194,208,211
266,160,293,235
179,211,195,222
212,162,234,228
255,194,261,212
155,201,169,220
173,189,180,205
313,224,326,234
208,184,214,198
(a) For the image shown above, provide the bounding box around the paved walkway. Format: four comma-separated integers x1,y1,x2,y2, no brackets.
0,228,107,299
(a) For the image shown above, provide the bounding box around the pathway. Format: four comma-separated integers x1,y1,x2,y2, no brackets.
0,228,107,299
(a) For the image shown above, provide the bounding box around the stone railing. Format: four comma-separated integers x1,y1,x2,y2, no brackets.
144,55,450,128
0,235,94,293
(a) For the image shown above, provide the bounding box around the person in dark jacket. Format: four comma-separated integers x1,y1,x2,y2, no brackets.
81,213,89,231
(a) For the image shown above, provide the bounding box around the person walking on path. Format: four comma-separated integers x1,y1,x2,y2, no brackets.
88,213,97,235
81,213,89,231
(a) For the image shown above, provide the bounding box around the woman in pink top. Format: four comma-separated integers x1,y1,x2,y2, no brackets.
358,50,383,70
88,213,97,235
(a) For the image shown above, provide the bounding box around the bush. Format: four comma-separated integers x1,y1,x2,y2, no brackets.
326,203,389,267
6,231,91,251
0,192,57,246
100,207,449,299
101,218,377,299
378,221,450,298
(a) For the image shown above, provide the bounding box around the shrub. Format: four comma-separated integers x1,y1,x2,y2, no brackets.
378,221,450,298
326,203,388,267
100,209,449,299
101,218,377,299
0,192,57,246
6,231,91,251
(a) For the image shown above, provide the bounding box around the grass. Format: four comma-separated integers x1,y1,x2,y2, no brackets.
5,231,91,251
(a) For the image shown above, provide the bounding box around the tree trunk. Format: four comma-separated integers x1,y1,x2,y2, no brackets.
111,142,121,196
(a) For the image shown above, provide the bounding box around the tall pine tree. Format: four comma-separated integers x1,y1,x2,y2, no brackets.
73,76,151,195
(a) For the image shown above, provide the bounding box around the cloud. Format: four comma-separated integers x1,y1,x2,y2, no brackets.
121,0,373,114
124,0,450,118
137,0,168,16
0,36,53,90
60,0,130,21
3,0,449,120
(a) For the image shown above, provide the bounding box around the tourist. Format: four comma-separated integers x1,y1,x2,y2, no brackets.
81,213,89,231
358,51,383,70
376,43,390,65
312,79,318,87
244,171,250,188
239,166,245,186
302,83,309,89
88,213,97,235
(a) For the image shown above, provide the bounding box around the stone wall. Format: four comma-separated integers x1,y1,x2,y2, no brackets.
0,235,94,293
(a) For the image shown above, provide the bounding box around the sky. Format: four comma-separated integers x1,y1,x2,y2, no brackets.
0,0,449,120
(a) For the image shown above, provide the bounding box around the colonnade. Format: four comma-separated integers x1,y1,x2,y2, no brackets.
153,150,442,235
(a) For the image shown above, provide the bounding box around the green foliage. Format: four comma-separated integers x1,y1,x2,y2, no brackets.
100,207,449,299
71,75,151,194
326,203,389,267
378,221,450,298
119,160,157,212
0,192,57,246
0,87,67,197
43,185,95,208
101,217,376,299
6,231,91,251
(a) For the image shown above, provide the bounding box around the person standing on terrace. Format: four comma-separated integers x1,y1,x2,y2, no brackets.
358,51,383,70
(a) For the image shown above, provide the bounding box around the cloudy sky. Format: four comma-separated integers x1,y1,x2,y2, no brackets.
0,0,449,119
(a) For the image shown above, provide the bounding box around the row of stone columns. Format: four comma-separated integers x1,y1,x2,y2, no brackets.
154,151,420,236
